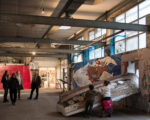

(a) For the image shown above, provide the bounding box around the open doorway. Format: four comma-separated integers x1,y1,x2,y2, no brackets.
39,67,56,89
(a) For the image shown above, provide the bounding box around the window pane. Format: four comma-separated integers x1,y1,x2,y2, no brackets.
89,31,95,41
101,47,104,57
78,37,84,41
102,29,106,36
126,6,138,23
95,48,101,58
139,17,146,25
139,0,150,18
115,40,125,54
116,14,125,23
77,54,82,62
139,33,146,49
74,56,77,63
115,30,126,41
74,45,80,50
89,50,95,60
95,28,101,38
126,31,138,37
126,36,138,51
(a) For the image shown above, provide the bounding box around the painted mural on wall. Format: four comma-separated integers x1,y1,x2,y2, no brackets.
72,54,121,89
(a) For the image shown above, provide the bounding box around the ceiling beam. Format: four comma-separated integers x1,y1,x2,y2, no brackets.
0,37,105,46
0,53,67,58
0,47,81,54
42,0,69,38
0,14,150,31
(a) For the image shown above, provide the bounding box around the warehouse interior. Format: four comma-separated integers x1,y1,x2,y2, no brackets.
0,0,150,119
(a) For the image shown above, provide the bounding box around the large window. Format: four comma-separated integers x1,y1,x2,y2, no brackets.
116,13,125,23
126,36,138,52
73,53,83,63
73,45,83,63
115,1,148,54
95,28,102,38
89,28,106,41
89,31,95,41
139,0,150,18
78,36,84,41
139,33,146,49
89,47,104,60
126,6,138,23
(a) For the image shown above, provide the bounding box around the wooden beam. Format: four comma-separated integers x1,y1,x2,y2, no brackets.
0,47,81,54
0,53,67,58
0,37,105,46
0,13,150,31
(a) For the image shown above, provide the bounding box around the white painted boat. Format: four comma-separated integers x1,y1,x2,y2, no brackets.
57,73,139,116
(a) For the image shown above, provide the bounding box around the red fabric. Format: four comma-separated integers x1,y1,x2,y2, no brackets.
0,65,31,89
102,100,113,110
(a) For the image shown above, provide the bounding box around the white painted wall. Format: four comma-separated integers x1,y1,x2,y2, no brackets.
32,57,68,88
33,57,59,67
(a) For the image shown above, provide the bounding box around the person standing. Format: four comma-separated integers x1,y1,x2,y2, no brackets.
1,71,9,103
28,71,41,100
16,71,23,99
84,84,97,117
100,80,113,117
8,73,19,105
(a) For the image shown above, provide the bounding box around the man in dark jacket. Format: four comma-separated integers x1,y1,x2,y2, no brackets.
1,71,9,103
9,73,19,105
28,71,41,100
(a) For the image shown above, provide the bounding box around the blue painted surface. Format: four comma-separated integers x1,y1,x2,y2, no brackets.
110,34,126,55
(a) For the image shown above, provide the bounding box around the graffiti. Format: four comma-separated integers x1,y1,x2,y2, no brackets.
72,54,121,88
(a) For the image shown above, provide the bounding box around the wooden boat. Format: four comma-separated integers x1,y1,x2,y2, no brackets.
57,73,139,116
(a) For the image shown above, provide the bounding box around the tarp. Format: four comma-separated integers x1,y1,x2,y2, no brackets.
0,65,31,89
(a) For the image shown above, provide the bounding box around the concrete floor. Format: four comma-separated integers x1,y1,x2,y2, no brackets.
0,89,150,120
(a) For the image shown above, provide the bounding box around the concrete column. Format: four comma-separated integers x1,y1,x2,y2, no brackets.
146,15,150,48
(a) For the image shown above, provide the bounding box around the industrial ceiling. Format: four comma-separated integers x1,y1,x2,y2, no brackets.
0,0,145,58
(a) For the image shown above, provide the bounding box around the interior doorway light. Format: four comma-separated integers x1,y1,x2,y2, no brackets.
59,26,71,30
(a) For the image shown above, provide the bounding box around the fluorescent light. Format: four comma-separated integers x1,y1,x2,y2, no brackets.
59,26,71,30
32,52,36,55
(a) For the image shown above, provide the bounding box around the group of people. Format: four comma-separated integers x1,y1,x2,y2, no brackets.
1,71,23,105
1,70,111,117
85,81,112,117
1,70,41,105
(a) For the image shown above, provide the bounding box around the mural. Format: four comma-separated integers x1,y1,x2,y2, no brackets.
72,54,121,89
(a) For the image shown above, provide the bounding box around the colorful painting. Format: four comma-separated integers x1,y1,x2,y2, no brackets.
72,54,121,89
